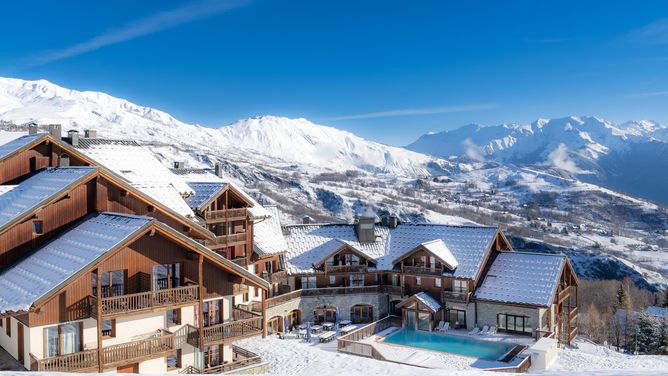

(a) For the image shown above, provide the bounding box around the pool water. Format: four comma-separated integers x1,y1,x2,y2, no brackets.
384,328,515,360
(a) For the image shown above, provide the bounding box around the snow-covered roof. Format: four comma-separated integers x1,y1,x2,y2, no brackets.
283,223,498,278
0,185,17,196
0,133,47,161
170,168,223,182
474,252,567,307
185,182,227,210
253,205,288,257
0,167,97,230
397,292,443,313
646,306,668,317
72,138,194,217
398,239,458,271
0,213,152,313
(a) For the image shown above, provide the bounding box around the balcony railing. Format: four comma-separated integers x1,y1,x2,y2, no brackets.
254,285,399,311
204,233,247,250
401,265,443,276
32,331,175,372
186,317,263,347
100,285,199,317
442,290,472,303
326,264,367,274
204,208,247,223
261,270,287,284
179,345,261,374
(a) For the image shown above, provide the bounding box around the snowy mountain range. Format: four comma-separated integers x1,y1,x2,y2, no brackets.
408,116,668,205
0,76,667,288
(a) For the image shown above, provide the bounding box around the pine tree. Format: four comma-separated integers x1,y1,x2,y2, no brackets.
658,319,668,355
617,283,628,309
663,289,668,308
636,313,658,354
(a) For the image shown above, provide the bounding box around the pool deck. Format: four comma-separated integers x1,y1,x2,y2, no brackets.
360,326,533,371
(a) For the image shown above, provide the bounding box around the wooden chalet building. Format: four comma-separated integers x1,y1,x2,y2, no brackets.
0,128,272,373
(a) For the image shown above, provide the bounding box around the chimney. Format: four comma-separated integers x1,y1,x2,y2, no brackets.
48,124,62,139
173,161,186,169
59,153,70,167
28,123,39,135
355,207,377,243
388,214,399,229
68,130,79,146
84,129,97,139
214,162,224,178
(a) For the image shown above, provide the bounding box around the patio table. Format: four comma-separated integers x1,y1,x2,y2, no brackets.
322,322,334,331
310,325,323,333
339,320,352,326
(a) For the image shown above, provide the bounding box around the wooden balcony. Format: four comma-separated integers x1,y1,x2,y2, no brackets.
401,265,443,276
262,270,287,284
180,345,261,374
204,233,247,250
186,317,263,347
326,264,367,274
204,208,247,223
442,290,472,303
31,331,175,372
100,285,199,317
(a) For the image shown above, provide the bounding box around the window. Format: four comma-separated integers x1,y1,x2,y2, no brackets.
420,255,426,266
313,306,337,324
203,345,221,367
167,349,182,370
153,263,181,290
435,278,441,288
350,305,374,324
255,287,260,298
92,270,126,297
202,300,221,326
429,256,436,270
453,279,467,293
416,277,421,286
167,309,181,326
44,323,82,357
497,313,532,335
101,319,115,338
32,220,43,234
243,292,249,302
350,274,364,287
391,274,399,286
265,261,273,274
329,276,336,286
445,309,466,328
301,276,316,289
5,318,10,336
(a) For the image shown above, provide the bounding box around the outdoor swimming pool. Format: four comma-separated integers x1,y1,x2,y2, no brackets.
384,328,515,360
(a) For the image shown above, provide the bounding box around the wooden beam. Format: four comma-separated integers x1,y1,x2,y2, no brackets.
96,269,103,372
198,255,204,350
261,289,267,338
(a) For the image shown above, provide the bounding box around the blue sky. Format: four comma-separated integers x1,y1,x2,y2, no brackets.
1,0,668,145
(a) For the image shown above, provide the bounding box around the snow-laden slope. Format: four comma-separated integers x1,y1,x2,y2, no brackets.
0,77,448,177
407,116,668,204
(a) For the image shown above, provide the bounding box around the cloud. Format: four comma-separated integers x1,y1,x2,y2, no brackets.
324,103,498,121
627,18,668,44
28,0,247,66
547,143,582,173
462,138,485,162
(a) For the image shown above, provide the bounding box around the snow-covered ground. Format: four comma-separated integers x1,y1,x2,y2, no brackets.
233,336,668,376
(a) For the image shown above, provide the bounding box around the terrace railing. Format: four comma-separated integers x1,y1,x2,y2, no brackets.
204,208,247,223
205,233,248,250
442,290,472,303
32,331,175,372
326,264,367,274
337,315,401,360
100,285,199,317
401,265,443,276
252,285,404,312
179,345,262,374
186,317,263,347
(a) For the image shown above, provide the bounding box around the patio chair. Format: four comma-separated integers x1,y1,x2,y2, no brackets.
480,325,489,335
435,321,445,331
488,326,497,335
468,327,480,335
442,322,450,331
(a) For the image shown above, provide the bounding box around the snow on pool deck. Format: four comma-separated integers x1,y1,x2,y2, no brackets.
236,335,668,376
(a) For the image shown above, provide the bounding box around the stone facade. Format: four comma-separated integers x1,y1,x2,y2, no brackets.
265,293,391,324
475,301,547,337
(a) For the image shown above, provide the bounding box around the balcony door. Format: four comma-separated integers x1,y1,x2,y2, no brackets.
202,299,223,327
153,263,181,290
92,270,125,297
44,323,82,357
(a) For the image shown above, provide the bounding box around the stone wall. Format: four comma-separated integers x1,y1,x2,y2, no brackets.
475,301,546,336
265,292,390,323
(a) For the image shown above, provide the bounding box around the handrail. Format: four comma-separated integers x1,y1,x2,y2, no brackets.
204,233,248,249
326,264,367,273
100,285,199,316
204,208,247,221
187,317,263,346
401,265,443,276
337,316,401,359
442,291,472,303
